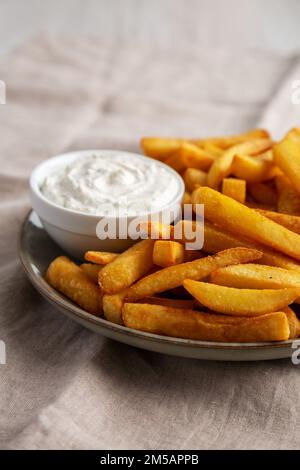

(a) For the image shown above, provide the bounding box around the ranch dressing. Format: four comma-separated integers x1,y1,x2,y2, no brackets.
40,151,181,216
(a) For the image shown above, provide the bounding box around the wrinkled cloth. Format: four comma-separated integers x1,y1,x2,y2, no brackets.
1,36,300,450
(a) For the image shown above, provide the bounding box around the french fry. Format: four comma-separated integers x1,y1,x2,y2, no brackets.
183,168,208,192
284,307,300,339
99,239,155,294
80,263,103,284
202,142,223,157
192,129,270,150
255,209,300,235
182,191,192,205
139,221,174,240
210,263,300,291
84,251,118,265
153,240,185,267
126,247,262,300
193,187,300,261
45,256,102,315
273,135,300,196
222,178,246,203
141,137,182,160
183,280,300,316
275,174,300,215
248,182,277,206
177,219,300,273
207,138,271,189
232,154,276,183
165,142,214,172
122,303,289,342
103,289,128,325
286,128,300,144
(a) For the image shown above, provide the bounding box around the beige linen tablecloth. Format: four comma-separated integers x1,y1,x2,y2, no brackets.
1,36,300,450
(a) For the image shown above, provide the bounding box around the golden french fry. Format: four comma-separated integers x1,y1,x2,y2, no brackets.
140,137,183,160
182,191,192,205
222,178,246,203
275,174,300,215
193,187,300,261
103,289,128,324
284,307,300,339
248,182,277,206
192,129,270,150
99,239,155,294
207,139,271,189
139,221,174,240
286,128,300,144
126,247,262,300
183,280,300,316
80,263,103,284
165,142,214,172
84,251,118,265
273,135,300,196
122,303,289,342
177,219,300,273
202,142,223,157
46,256,102,315
255,209,300,235
210,263,300,290
153,240,185,267
232,154,276,183
183,168,208,192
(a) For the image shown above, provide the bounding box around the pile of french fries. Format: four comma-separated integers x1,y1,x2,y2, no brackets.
46,127,300,343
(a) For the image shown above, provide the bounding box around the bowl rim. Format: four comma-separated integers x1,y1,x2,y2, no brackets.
29,148,185,220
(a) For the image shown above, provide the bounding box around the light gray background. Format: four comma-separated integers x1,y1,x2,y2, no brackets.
1,0,300,58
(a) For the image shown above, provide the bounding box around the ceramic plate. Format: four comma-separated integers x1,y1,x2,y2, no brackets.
18,211,295,361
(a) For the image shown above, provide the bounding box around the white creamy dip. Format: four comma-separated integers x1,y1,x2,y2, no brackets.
40,151,182,216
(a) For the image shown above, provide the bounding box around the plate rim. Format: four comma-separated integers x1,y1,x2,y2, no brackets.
18,210,294,353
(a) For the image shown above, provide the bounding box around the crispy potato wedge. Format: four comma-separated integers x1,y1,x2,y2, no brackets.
183,280,300,316
165,142,214,172
153,240,185,267
207,139,271,189
273,136,300,196
193,187,300,261
255,209,300,235
248,183,277,206
99,239,155,294
80,263,103,284
46,256,102,315
177,219,300,273
222,178,246,203
284,307,300,339
183,168,208,192
232,154,276,183
275,174,300,215
210,263,300,291
141,137,183,160
84,251,118,265
126,247,262,300
122,303,289,342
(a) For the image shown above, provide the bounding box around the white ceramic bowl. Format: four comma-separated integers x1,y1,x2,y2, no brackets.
29,150,185,259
